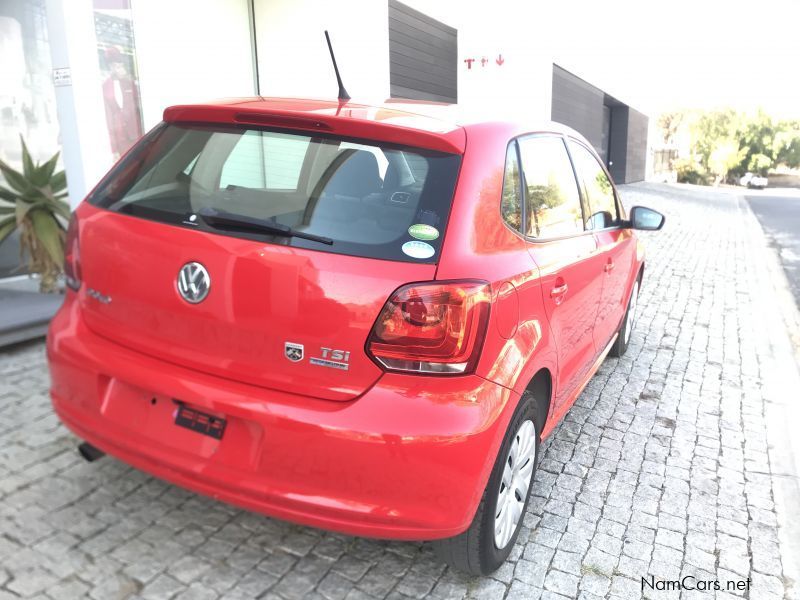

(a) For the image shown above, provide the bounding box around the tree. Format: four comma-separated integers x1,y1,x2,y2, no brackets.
774,123,800,169
691,109,740,172
734,110,776,177
658,108,800,185
658,111,684,145
747,153,772,175
707,139,742,184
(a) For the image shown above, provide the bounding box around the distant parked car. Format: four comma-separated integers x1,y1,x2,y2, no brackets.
47,97,665,575
740,172,768,189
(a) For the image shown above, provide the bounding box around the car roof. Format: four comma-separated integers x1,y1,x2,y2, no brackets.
162,97,590,155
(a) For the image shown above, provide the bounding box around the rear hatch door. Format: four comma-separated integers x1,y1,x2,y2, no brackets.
78,118,462,401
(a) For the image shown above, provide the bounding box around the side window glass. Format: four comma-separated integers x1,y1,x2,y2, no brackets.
568,141,618,230
501,143,522,231
518,136,583,238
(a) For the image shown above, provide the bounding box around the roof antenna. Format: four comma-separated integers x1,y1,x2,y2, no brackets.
324,30,350,102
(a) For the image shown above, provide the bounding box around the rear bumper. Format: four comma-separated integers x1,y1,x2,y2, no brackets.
47,296,517,540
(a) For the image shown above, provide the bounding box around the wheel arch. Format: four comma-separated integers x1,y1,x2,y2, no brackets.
525,368,553,435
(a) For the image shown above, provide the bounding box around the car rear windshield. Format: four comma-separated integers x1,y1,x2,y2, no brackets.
87,123,462,263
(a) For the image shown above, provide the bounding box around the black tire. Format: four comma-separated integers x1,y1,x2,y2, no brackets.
609,277,640,358
432,391,541,575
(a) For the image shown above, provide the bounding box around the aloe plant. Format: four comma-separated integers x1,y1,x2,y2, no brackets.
0,136,70,293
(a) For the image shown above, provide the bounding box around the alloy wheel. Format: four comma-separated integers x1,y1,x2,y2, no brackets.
494,419,536,549
624,280,639,345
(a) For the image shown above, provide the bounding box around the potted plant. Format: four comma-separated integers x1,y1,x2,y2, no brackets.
0,136,70,293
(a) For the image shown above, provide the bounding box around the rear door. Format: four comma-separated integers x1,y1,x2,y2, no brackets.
567,139,636,350
78,122,461,401
519,135,606,409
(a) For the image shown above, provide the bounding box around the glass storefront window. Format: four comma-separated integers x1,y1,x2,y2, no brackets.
0,0,60,170
93,0,143,159
0,0,61,278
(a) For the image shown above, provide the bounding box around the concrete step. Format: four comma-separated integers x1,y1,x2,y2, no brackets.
0,278,64,348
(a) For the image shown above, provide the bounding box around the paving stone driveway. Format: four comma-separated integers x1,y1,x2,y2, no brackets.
1,183,797,600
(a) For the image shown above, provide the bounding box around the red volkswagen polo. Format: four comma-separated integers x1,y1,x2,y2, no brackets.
47,97,664,575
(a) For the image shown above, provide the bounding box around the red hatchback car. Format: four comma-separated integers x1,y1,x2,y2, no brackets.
47,97,664,575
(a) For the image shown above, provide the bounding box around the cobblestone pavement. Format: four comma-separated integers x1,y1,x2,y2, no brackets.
1,183,798,600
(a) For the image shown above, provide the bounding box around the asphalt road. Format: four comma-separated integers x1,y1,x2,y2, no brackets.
746,193,800,306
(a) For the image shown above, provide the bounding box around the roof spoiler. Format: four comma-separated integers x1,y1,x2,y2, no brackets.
162,104,466,154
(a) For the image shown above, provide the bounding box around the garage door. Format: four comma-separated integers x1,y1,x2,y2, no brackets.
388,0,457,103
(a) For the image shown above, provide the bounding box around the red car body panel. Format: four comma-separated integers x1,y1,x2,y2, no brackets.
593,227,638,348
47,98,644,540
436,122,555,398
76,203,434,402
49,298,515,539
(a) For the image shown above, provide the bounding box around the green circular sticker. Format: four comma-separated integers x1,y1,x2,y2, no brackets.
408,224,439,241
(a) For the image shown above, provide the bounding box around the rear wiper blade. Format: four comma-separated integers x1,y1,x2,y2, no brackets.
197,207,333,246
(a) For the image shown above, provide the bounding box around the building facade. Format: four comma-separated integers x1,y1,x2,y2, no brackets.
0,0,649,276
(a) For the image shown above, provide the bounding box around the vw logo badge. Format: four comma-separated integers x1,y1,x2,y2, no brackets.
177,262,210,304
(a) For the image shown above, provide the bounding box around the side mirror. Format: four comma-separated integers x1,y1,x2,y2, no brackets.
628,206,665,231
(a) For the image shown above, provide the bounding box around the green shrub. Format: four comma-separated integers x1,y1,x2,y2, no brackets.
674,158,710,185
0,136,70,292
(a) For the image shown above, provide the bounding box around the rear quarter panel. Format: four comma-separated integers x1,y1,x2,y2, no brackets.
435,123,557,401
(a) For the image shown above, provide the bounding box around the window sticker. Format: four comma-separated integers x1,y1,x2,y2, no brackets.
401,241,435,259
407,224,440,241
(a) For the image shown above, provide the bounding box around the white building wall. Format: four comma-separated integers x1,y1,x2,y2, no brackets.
46,0,650,208
455,33,553,124
131,0,256,130
128,0,649,134
130,0,644,135
397,0,554,123
45,0,113,208
252,0,390,105
401,0,647,125
250,0,555,124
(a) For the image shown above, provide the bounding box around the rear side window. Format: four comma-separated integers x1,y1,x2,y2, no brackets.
87,123,461,263
518,136,583,239
567,140,619,230
501,144,522,231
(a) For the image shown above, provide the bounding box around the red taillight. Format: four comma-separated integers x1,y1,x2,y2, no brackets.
64,215,81,291
367,281,491,374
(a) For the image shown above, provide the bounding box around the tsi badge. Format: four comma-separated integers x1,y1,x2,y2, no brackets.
284,342,304,362
310,347,351,371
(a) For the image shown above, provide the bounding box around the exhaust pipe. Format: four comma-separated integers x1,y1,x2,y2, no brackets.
78,442,105,462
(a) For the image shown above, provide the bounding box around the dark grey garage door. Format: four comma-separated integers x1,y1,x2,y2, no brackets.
388,0,457,103
551,65,648,183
